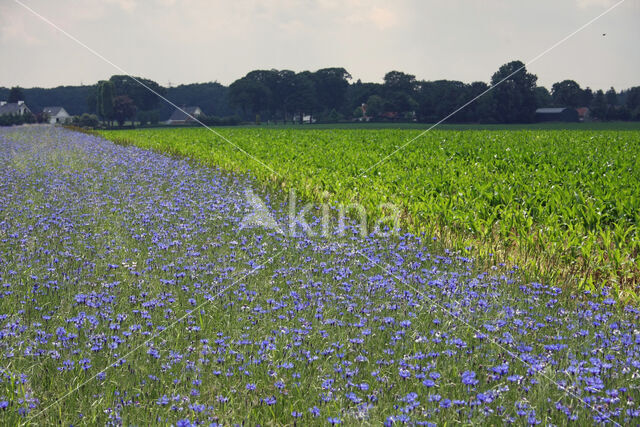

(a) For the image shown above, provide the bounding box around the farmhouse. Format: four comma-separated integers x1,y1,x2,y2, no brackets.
535,107,579,122
43,106,70,124
0,100,32,116
167,106,204,124
576,107,590,122
292,114,316,124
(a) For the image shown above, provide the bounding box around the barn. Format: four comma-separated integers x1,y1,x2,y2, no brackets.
535,107,579,122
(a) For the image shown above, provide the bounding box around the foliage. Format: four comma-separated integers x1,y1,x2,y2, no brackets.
96,80,115,124
551,80,592,108
112,95,137,127
7,86,24,103
100,127,640,295
490,61,537,123
2,126,640,425
0,112,35,126
108,75,165,111
136,110,160,126
71,113,100,128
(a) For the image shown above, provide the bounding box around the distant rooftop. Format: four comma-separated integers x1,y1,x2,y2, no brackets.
535,108,568,114
168,106,203,122
0,101,30,115
43,106,66,115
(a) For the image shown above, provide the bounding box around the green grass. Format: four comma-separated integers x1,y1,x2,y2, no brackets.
2,126,639,425
97,127,640,299
236,121,640,131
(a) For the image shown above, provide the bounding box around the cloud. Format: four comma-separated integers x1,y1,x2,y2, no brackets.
575,0,618,8
105,0,137,12
0,4,43,45
369,6,398,30
346,5,399,30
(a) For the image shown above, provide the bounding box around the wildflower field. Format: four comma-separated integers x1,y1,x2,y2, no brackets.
1,125,640,425
100,127,640,296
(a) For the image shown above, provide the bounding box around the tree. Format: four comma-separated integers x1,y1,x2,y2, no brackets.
112,95,137,127
282,72,317,124
490,60,537,123
534,86,552,107
228,77,271,119
274,70,297,122
7,87,25,103
605,87,618,106
625,86,640,120
383,71,417,93
365,95,384,118
416,80,468,122
108,75,165,111
590,89,607,120
96,80,115,125
551,80,584,107
581,87,594,107
312,68,351,113
605,87,619,120
383,71,417,115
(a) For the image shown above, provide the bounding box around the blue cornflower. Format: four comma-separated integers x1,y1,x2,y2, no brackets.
461,370,479,386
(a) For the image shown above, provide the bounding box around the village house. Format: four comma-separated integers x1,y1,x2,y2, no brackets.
43,106,71,124
166,106,204,124
0,100,31,116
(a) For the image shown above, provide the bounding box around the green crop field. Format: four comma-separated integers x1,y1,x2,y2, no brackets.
98,127,640,299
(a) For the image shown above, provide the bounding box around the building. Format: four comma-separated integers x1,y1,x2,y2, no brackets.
166,106,204,124
43,106,70,124
0,100,32,116
535,107,579,122
292,114,316,124
576,107,590,122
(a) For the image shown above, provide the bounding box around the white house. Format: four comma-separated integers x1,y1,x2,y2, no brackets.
0,100,31,116
292,114,316,124
166,106,204,124
43,106,70,124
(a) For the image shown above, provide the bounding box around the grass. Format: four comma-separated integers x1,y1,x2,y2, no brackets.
97,126,640,301
1,125,639,425
238,120,640,131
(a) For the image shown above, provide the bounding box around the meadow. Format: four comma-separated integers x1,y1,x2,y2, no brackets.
1,125,639,425
100,127,640,299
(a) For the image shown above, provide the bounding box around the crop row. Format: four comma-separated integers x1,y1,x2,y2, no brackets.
99,128,640,297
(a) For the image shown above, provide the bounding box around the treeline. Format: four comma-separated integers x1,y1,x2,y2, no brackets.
227,62,640,123
2,59,639,124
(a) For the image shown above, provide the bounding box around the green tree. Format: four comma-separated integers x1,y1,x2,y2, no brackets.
108,75,165,111
383,71,417,93
605,87,618,120
590,89,607,120
534,86,552,107
551,80,584,107
312,68,351,113
490,60,537,123
7,87,25,103
228,77,271,119
112,95,137,127
383,71,417,115
96,80,115,125
625,86,640,120
365,95,384,118
286,72,317,124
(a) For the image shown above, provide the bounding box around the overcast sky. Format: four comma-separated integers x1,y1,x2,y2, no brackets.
1,0,638,91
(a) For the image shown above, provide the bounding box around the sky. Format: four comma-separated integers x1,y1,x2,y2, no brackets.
0,0,638,91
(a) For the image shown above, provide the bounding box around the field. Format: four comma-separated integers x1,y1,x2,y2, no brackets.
99,127,640,298
1,125,639,425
